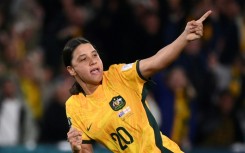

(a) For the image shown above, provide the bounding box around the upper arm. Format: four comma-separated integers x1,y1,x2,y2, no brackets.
139,56,159,79
139,32,190,79
139,42,181,79
81,144,93,153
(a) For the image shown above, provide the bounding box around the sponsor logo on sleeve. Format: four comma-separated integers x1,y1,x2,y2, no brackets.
121,63,133,71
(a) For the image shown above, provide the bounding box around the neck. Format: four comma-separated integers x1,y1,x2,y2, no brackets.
78,80,100,95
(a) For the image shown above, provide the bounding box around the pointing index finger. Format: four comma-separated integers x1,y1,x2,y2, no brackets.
197,10,212,23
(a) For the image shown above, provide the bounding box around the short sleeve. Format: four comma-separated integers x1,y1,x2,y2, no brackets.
107,60,150,94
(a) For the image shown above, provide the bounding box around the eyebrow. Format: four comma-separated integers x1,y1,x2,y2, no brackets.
91,50,98,54
76,50,98,59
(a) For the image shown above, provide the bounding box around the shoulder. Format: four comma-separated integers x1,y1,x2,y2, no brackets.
105,62,137,75
66,94,84,108
107,63,125,72
66,95,73,106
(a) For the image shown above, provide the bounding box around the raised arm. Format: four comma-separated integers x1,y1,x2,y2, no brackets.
139,10,212,79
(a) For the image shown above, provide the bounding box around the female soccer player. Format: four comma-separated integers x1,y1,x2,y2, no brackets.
64,10,212,153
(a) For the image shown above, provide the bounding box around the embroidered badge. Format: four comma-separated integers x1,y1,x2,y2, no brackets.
118,106,131,118
109,95,126,111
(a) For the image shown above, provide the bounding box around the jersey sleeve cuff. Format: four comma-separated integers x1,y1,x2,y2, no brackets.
82,140,95,144
136,60,156,87
136,60,148,81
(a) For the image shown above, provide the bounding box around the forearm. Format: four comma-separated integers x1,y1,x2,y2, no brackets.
140,31,188,78
76,144,93,153
72,150,81,153
73,149,92,153
152,31,188,70
139,10,211,78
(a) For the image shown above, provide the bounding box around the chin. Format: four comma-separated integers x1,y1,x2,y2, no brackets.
92,76,103,85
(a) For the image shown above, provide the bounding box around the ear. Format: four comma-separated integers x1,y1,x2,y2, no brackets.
67,66,76,76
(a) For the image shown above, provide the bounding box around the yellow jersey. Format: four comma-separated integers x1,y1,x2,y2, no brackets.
66,61,183,153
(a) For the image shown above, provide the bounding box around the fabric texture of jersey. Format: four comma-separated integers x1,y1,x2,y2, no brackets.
66,61,183,153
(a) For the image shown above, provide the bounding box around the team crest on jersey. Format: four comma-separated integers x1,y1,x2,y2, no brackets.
109,95,126,111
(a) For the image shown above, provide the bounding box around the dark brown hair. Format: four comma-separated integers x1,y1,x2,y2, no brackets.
62,37,92,95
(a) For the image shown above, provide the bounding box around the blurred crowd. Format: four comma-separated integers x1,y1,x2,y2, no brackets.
0,0,245,151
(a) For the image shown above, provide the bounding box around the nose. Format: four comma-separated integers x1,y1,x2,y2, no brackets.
89,57,97,66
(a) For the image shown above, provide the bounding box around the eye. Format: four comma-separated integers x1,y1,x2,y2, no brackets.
79,57,86,62
93,53,98,57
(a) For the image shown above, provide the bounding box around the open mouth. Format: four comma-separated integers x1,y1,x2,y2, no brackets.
90,68,100,75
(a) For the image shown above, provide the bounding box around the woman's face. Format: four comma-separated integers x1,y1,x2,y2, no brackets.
68,43,103,85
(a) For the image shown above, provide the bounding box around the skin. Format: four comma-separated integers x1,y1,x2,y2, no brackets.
67,43,104,95
66,10,212,153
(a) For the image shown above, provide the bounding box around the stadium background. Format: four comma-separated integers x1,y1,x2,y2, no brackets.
0,0,245,152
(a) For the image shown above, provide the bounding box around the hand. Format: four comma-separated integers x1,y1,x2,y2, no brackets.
67,127,83,152
184,10,212,41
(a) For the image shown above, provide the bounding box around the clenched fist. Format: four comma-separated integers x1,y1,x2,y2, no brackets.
67,127,83,152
